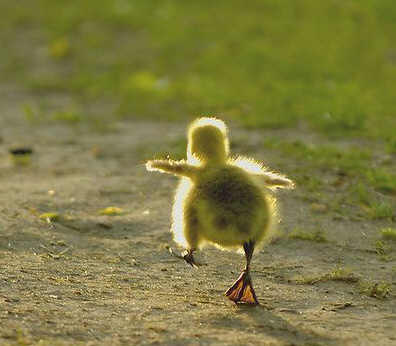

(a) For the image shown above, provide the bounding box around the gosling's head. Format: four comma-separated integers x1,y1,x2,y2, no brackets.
187,117,229,164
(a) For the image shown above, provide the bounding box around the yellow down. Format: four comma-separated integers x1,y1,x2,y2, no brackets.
146,117,294,252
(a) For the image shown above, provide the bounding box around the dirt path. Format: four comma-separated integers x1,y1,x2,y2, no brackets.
0,90,395,345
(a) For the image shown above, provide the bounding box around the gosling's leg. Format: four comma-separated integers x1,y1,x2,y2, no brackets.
168,247,201,268
182,249,200,268
225,241,259,305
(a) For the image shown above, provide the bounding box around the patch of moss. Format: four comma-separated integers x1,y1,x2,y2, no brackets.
366,169,396,195
23,104,46,124
351,183,372,206
367,202,394,220
289,228,327,243
98,207,124,216
295,267,359,285
39,212,60,222
381,228,396,241
296,267,392,300
359,281,392,299
374,240,390,255
49,37,70,59
373,240,393,262
52,111,82,124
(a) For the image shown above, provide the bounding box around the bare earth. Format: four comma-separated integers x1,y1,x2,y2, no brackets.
1,90,395,346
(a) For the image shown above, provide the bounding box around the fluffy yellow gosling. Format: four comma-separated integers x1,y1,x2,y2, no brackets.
146,117,294,305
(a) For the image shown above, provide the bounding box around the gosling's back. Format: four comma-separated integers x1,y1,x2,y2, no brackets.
186,164,271,248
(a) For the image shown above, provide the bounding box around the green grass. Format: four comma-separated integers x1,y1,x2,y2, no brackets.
52,110,83,124
359,281,392,299
367,202,394,220
1,1,395,209
373,240,392,262
381,228,396,241
263,138,372,176
1,0,396,140
374,240,390,256
295,267,392,299
295,267,359,285
289,228,327,243
366,169,396,195
262,137,395,216
98,206,124,216
39,212,60,222
136,138,187,162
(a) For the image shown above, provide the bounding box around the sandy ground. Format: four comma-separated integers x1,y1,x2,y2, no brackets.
0,89,395,345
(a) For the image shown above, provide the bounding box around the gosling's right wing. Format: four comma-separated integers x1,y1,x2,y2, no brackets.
231,156,294,189
146,159,198,179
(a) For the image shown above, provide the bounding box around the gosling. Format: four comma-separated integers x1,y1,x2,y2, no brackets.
146,117,294,305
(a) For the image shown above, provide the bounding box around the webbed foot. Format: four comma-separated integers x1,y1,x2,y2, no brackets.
181,250,201,268
167,247,201,268
225,270,259,305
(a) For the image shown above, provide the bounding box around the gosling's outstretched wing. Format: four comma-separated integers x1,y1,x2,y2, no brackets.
231,156,294,189
146,159,199,179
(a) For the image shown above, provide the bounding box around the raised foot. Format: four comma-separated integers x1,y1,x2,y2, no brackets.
167,247,201,268
182,250,200,268
225,270,259,305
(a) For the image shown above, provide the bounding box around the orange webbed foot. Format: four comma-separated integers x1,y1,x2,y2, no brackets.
225,270,259,305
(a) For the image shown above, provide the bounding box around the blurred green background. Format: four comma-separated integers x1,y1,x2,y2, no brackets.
1,1,395,219
1,0,395,140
